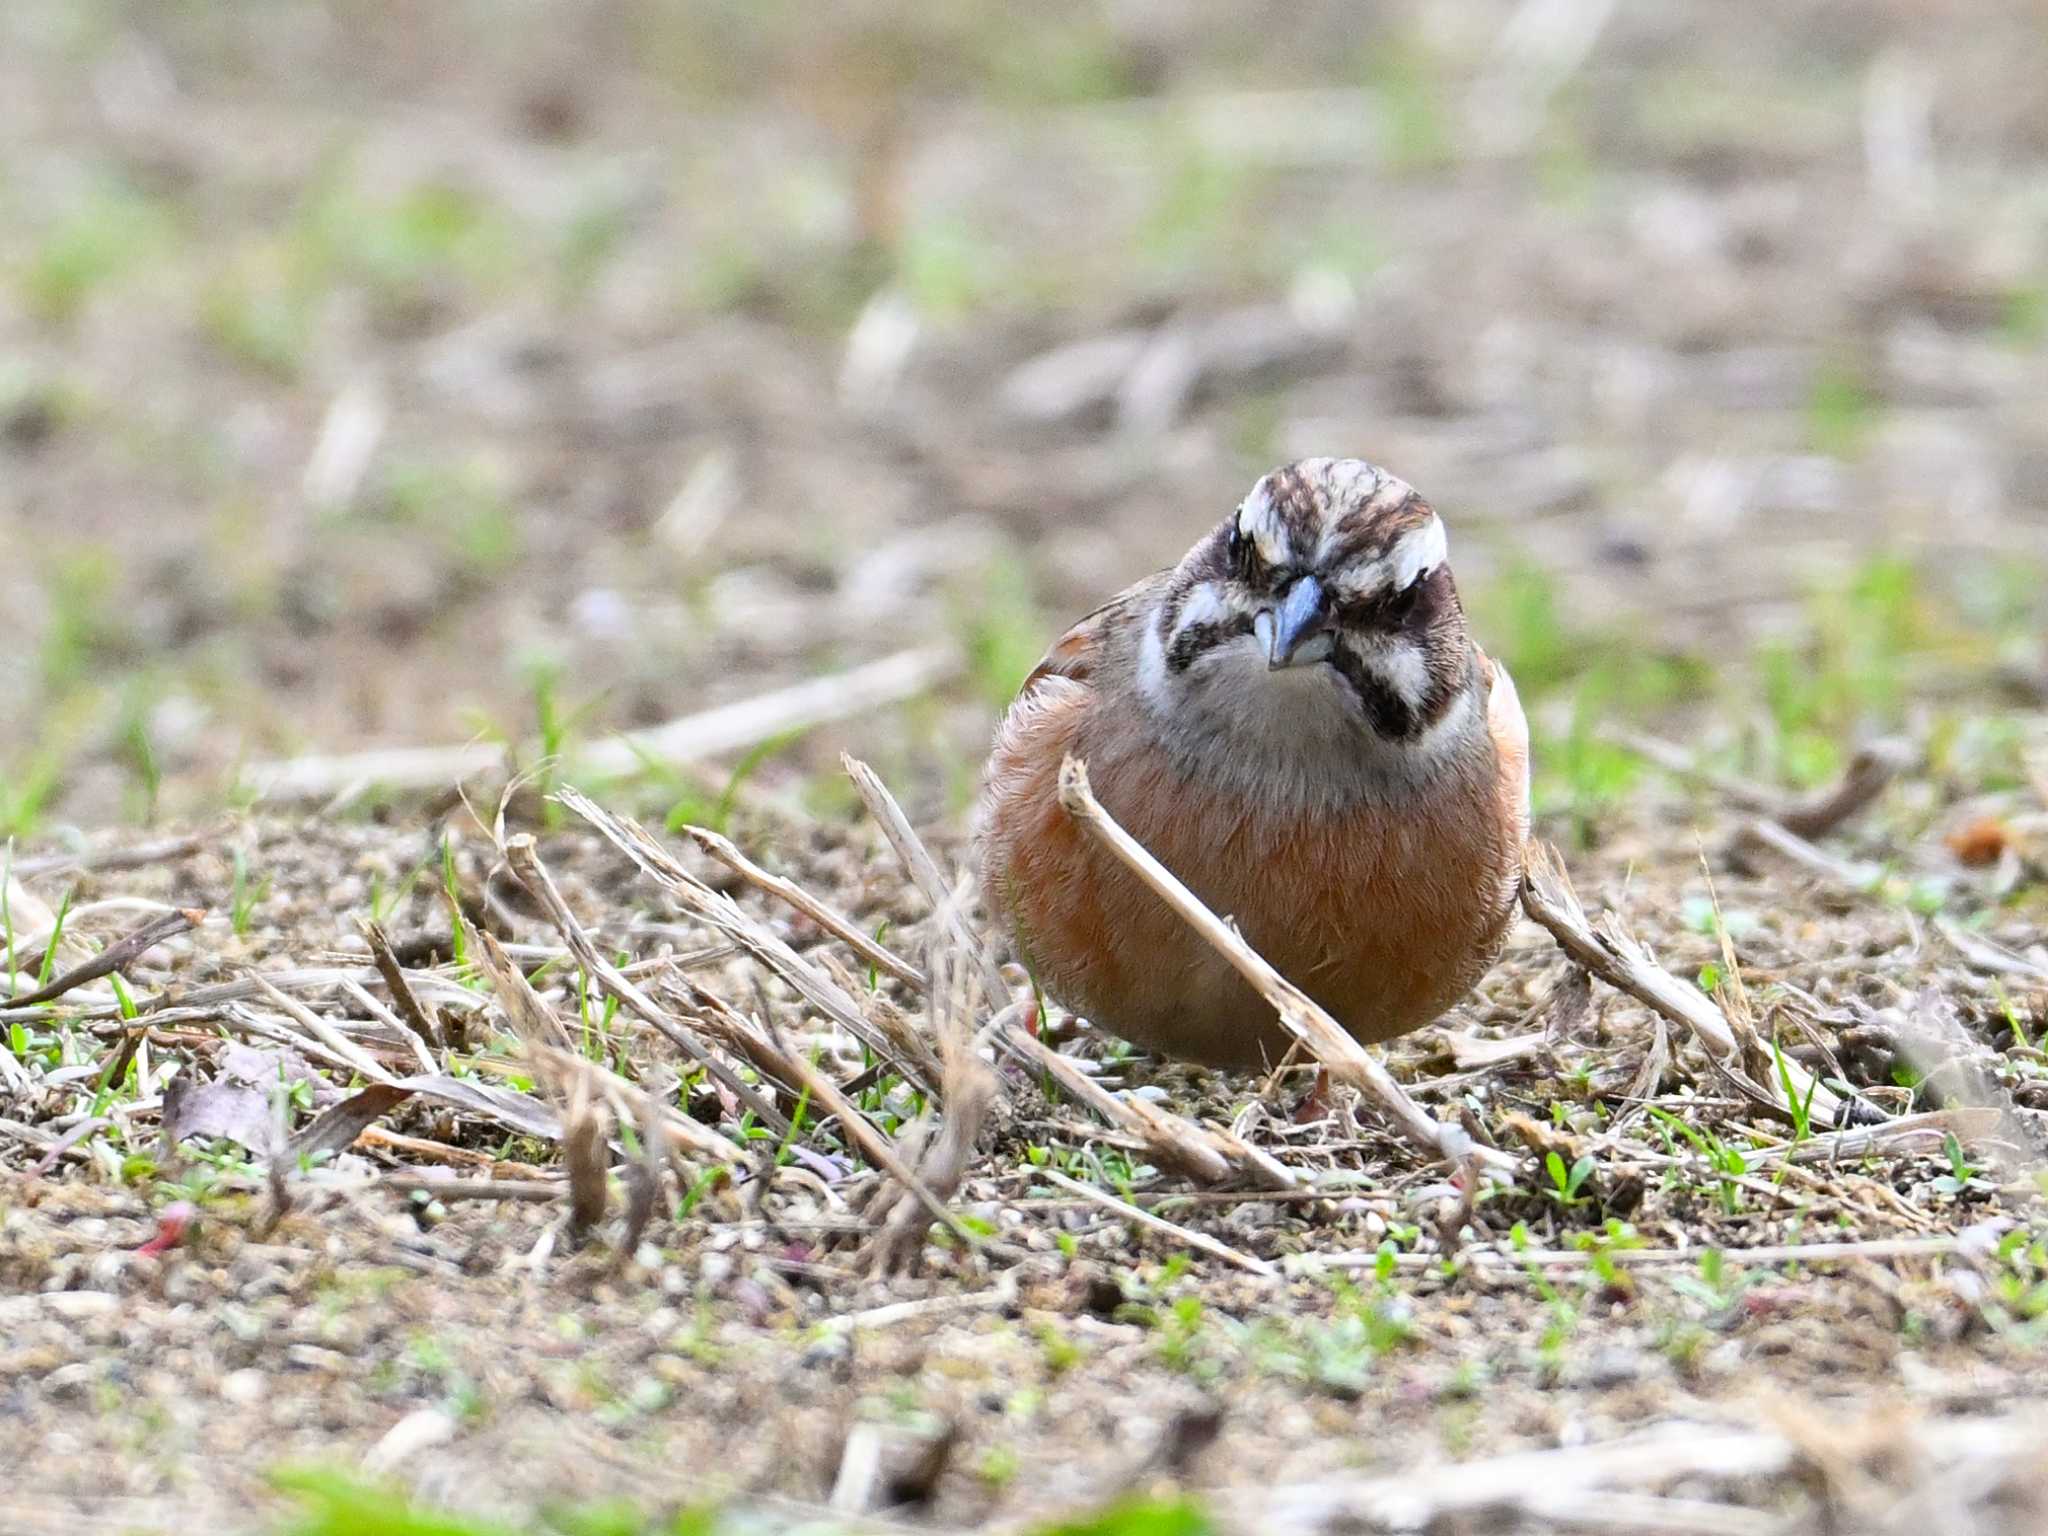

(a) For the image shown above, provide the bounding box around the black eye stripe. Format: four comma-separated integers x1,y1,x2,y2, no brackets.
1334,566,1440,629
1166,616,1252,673
1230,525,1266,583
1328,650,1420,737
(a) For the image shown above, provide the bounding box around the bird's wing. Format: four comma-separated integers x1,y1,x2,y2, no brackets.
1476,647,1532,844
1016,573,1168,696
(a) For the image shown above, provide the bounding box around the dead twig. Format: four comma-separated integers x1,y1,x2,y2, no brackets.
12,826,224,880
841,754,1009,1006
675,979,983,1254
841,754,1296,1189
250,973,396,1085
560,793,940,1094
499,832,793,1136
869,941,999,1274
561,1072,609,1243
7,908,205,1009
362,919,445,1055
1520,844,1848,1129
1058,756,1506,1171
683,825,926,990
242,647,959,803
526,1042,743,1168
1030,1164,1276,1278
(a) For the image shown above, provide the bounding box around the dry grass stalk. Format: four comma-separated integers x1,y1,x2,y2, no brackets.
472,928,628,1238
1613,729,1912,839
1739,816,1885,890
1780,1106,2004,1165
241,646,962,803
1520,843,1848,1129
1310,1231,1979,1278
362,919,445,1054
13,965,489,1028
813,951,945,1074
7,908,205,1009
663,969,984,1254
869,944,999,1274
683,825,926,990
619,1070,672,1255
1000,1020,1235,1187
561,1072,610,1242
374,1174,564,1204
526,1043,742,1168
250,974,396,1084
556,790,941,1095
336,978,436,1076
11,825,224,880
1937,917,2048,984
217,1000,396,1081
841,753,1009,1004
1030,1165,1277,1278
840,753,1297,1188
1057,756,1508,1170
475,911,742,1173
500,832,793,1136
473,932,577,1057
750,1013,984,1253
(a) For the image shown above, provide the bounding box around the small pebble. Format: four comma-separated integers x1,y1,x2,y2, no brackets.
220,1368,268,1406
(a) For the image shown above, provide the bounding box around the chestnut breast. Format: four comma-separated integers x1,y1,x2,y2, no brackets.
983,675,1520,1069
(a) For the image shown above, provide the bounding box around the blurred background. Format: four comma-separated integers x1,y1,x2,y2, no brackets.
2,0,2044,841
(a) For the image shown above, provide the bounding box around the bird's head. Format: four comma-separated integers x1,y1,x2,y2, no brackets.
1140,458,1480,783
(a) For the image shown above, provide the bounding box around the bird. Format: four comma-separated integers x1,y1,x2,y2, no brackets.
975,456,1530,1071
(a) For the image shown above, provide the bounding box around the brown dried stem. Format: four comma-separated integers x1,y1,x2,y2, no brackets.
362,919,445,1054
500,832,793,1136
556,789,941,1095
8,907,206,1009
841,753,1009,1005
1057,756,1508,1171
1029,1165,1277,1278
1613,729,1913,840
840,753,1295,1188
682,825,926,991
1520,843,1847,1129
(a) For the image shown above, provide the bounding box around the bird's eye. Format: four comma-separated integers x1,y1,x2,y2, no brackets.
1226,521,1263,581
1339,576,1425,630
1383,580,1422,625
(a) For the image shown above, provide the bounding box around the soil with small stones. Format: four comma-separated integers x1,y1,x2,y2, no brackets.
6,776,2048,1534
6,2,2048,1532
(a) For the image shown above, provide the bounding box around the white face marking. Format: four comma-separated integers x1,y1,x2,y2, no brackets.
1385,515,1448,591
1412,680,1479,754
1357,637,1431,708
1326,512,1447,602
1235,482,1292,570
1137,613,1168,706
1171,581,1232,633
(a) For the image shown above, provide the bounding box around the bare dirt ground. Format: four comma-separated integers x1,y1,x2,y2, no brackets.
4,3,2048,1533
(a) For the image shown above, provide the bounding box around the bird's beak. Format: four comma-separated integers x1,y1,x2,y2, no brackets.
1259,574,1329,670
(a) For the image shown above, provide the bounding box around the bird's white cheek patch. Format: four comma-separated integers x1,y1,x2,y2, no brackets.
1171,581,1232,634
1415,685,1480,756
1137,620,1168,706
1362,640,1431,708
